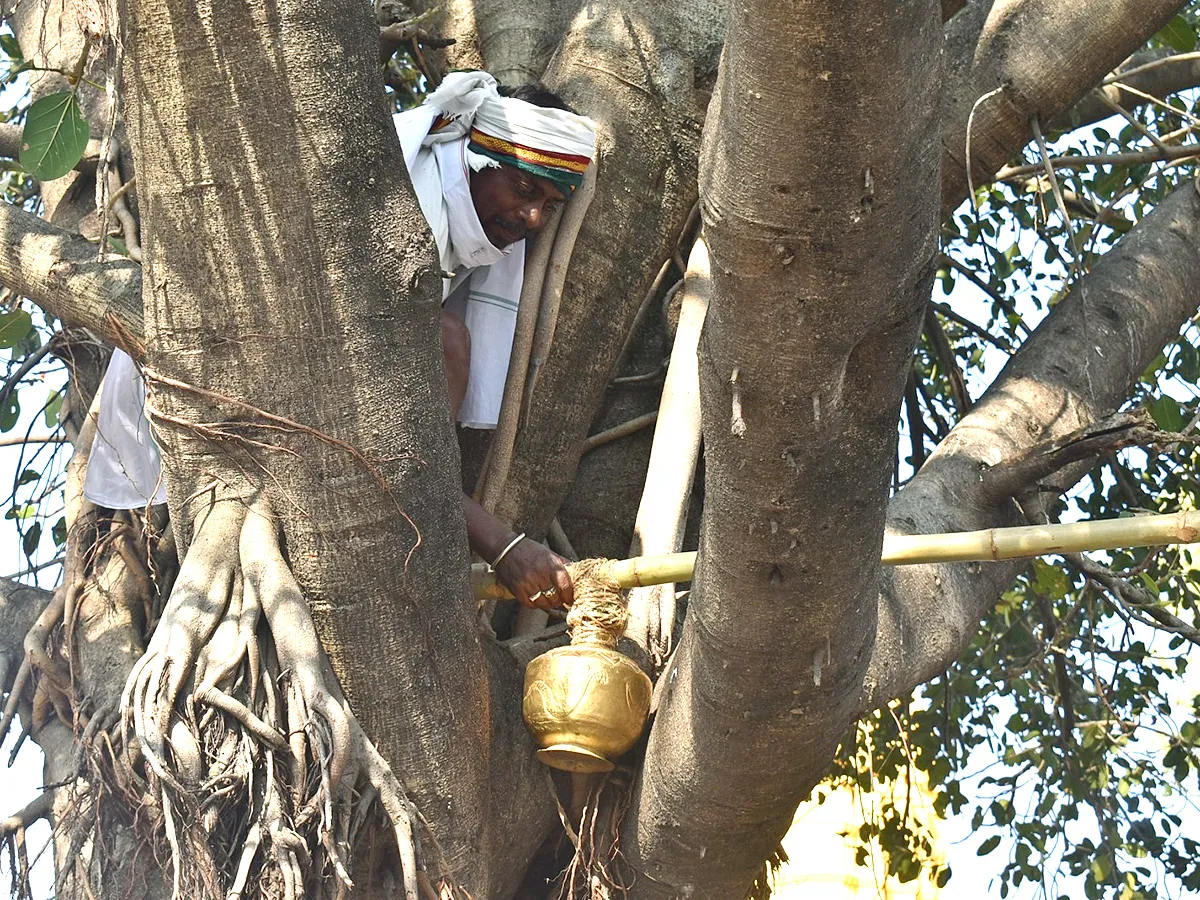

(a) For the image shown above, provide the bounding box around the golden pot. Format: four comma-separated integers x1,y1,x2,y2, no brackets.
523,644,653,773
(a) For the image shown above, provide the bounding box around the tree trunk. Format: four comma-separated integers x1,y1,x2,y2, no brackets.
119,0,494,888
625,1,944,895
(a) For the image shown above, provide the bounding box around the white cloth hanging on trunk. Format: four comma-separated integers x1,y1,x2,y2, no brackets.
83,348,168,508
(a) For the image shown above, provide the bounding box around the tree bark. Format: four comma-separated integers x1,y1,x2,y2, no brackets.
940,0,1187,216
0,202,142,353
868,180,1200,706
118,0,493,888
624,1,943,895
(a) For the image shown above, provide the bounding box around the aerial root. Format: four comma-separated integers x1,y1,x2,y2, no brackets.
116,493,427,899
553,771,636,900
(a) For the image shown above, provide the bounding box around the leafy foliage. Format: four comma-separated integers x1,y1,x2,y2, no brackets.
833,6,1200,898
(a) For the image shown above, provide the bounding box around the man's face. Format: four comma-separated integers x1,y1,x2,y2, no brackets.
470,164,568,249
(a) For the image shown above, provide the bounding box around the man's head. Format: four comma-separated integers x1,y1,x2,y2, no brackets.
470,162,567,249
469,84,573,248
464,82,592,248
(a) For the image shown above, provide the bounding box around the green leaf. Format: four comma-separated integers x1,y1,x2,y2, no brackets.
22,521,40,557
977,835,1001,856
51,516,66,547
1158,16,1197,53
16,467,38,486
19,91,90,181
43,390,62,428
0,308,32,349
0,391,19,432
1149,395,1185,433
0,34,22,62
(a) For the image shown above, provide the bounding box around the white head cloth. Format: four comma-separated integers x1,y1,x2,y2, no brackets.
416,71,596,183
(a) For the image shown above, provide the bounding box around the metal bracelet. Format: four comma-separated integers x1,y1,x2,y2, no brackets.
489,532,526,571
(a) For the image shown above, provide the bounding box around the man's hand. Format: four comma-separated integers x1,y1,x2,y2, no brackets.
461,495,574,609
495,538,574,610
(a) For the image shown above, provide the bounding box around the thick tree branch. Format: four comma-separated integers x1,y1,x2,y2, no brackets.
869,179,1200,707
0,201,143,354
940,0,1187,216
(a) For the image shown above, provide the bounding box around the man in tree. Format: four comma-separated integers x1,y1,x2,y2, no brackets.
85,69,592,610
397,71,595,610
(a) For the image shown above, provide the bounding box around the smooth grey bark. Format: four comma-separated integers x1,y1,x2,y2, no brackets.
0,202,142,353
940,0,1187,215
624,1,944,896
0,580,50,660
868,180,1200,707
118,0,493,889
446,0,577,84
1053,50,1200,133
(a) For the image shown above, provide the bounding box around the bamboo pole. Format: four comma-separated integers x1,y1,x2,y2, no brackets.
471,511,1200,600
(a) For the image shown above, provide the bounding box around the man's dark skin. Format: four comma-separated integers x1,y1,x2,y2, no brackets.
441,162,574,611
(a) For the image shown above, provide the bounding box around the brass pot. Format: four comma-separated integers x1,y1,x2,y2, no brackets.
523,644,653,773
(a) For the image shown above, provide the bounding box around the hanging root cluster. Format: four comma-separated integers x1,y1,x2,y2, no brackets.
552,770,635,900
120,495,426,900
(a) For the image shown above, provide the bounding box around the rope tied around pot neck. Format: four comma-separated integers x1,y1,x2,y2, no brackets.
564,558,626,650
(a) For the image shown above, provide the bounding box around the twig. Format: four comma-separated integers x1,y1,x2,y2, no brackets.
1088,88,1169,152
581,412,657,455
939,253,1030,335
983,409,1182,504
1100,51,1200,86
4,556,64,581
1104,80,1200,127
611,361,667,385
931,302,1012,352
611,258,675,379
1065,551,1200,647
913,374,949,440
922,305,971,417
994,143,1200,182
904,371,927,473
0,434,66,447
0,342,55,419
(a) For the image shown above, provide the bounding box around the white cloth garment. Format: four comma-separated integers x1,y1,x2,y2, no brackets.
416,71,596,180
83,348,167,508
395,107,527,429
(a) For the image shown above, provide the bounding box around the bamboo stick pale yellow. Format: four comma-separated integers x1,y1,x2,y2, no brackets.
471,511,1200,600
